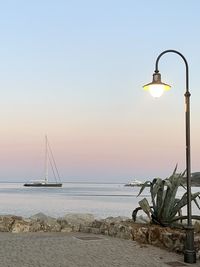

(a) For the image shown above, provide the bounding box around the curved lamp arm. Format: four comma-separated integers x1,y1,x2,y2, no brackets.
154,49,190,95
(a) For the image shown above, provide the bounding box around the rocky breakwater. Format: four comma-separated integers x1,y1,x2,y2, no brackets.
0,213,200,257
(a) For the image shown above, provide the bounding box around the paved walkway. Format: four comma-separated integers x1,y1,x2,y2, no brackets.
0,232,198,267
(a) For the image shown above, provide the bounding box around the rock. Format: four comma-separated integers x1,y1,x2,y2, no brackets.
29,220,42,232
42,220,61,232
148,226,163,245
90,227,101,234
194,235,200,258
29,212,55,221
90,220,103,229
161,232,174,248
115,224,132,239
135,215,150,224
99,221,109,235
107,223,118,237
57,218,73,233
95,217,132,239
79,225,91,233
102,221,131,239
132,226,149,244
30,213,61,232
131,224,186,252
58,213,95,232
0,215,22,232
12,218,31,233
104,216,129,223
63,213,95,223
194,221,200,233
162,231,184,252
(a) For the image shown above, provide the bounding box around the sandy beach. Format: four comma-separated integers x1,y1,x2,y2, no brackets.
0,232,198,267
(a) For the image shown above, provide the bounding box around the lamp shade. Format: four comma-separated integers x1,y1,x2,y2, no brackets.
143,72,171,98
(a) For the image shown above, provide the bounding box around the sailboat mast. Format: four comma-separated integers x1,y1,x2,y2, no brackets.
45,135,48,183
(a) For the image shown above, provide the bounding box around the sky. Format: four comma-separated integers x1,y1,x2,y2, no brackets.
0,0,200,182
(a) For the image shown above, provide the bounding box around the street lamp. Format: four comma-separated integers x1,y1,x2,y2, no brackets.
143,49,196,264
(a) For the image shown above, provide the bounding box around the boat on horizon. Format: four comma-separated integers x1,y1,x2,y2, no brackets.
24,136,62,187
124,179,143,187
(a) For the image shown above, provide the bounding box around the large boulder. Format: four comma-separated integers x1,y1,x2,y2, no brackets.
11,218,31,233
29,213,61,232
0,215,22,232
29,212,54,221
90,217,132,239
57,213,95,232
103,216,129,224
132,226,149,244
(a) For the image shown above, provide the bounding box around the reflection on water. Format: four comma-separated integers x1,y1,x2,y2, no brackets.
0,183,199,219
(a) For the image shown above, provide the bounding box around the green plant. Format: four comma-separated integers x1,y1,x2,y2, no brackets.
132,166,200,226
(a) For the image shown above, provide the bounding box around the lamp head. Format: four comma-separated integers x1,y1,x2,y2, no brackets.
143,72,171,98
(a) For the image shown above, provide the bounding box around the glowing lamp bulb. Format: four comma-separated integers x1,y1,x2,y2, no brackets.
148,84,165,98
143,72,171,98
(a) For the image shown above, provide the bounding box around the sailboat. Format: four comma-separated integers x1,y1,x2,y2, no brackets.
24,136,62,187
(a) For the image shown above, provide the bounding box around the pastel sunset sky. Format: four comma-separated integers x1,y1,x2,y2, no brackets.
0,1,200,182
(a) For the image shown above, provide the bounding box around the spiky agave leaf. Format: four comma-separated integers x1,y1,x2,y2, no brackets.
160,172,185,220
172,164,178,175
139,198,152,219
173,198,182,207
164,179,172,189
180,183,187,190
170,191,200,219
137,181,151,197
193,198,200,210
171,215,200,223
157,181,181,220
169,192,187,218
159,178,172,219
172,163,178,175
149,178,162,211
156,180,165,218
151,178,163,199
168,172,183,185
158,178,173,218
132,207,142,222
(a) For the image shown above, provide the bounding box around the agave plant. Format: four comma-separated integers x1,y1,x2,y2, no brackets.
132,166,200,226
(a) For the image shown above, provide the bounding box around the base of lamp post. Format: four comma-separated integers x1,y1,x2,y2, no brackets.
184,250,196,264
184,226,196,263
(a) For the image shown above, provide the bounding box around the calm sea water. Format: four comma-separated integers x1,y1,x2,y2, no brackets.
0,183,199,219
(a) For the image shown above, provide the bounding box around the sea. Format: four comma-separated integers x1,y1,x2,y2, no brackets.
0,182,199,219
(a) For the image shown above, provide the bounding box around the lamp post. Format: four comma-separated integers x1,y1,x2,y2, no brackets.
143,49,196,264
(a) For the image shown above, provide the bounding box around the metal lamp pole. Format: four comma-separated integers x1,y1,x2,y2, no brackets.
152,49,196,263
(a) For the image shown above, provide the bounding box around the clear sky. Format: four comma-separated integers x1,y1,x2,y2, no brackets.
0,0,200,182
